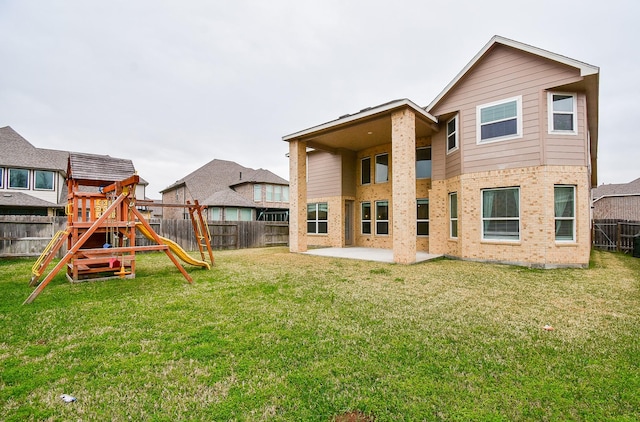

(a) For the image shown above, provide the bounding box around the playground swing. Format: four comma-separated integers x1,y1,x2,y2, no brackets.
24,172,214,304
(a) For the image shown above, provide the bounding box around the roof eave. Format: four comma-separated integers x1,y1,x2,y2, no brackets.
283,99,437,142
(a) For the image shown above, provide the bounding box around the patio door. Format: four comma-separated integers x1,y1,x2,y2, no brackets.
345,200,354,246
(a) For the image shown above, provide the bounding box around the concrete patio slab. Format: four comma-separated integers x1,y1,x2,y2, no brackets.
302,247,442,264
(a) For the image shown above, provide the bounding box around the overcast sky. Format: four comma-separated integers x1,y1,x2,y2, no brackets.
1,0,638,196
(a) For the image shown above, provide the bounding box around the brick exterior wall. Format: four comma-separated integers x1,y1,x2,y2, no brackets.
430,165,590,268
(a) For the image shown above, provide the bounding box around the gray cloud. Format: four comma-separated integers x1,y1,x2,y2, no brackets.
1,0,638,195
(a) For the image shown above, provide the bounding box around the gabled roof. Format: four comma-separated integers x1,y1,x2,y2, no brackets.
592,178,640,201
68,152,137,186
160,159,288,205
426,35,600,112
0,126,68,171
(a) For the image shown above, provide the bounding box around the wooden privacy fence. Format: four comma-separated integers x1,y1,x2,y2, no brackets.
1,216,289,258
592,219,640,253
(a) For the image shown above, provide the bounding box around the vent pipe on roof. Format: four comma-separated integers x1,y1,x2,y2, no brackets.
239,171,242,180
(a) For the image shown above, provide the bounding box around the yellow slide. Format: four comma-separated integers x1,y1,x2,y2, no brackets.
136,223,210,270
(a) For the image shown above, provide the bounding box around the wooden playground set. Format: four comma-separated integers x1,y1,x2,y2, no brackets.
24,157,214,304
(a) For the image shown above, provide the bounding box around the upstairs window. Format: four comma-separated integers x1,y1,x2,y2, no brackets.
416,147,432,179
9,168,29,189
254,185,262,201
375,154,389,183
266,185,273,201
282,186,289,202
361,157,371,185
447,115,458,152
477,96,522,143
307,203,328,234
34,170,54,191
548,93,577,134
0,168,3,188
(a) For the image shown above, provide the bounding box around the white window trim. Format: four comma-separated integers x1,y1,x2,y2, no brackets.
374,153,389,184
361,157,371,185
481,187,521,242
547,92,577,135
554,185,576,243
307,202,328,235
449,192,458,239
446,114,459,154
375,200,389,236
8,168,29,190
476,96,523,144
361,201,371,235
33,170,55,191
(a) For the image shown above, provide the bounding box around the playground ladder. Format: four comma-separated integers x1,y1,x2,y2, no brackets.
29,229,70,287
188,200,214,265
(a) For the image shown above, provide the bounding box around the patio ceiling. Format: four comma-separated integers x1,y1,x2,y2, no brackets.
283,99,439,153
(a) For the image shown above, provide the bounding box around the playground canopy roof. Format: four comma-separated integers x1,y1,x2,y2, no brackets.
68,152,138,187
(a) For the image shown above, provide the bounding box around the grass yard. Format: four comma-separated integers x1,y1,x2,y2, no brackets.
1,248,639,421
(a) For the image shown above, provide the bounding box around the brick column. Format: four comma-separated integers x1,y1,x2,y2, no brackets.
391,109,417,264
288,140,307,252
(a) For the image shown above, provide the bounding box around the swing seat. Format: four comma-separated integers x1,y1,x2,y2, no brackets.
109,258,120,268
115,265,131,278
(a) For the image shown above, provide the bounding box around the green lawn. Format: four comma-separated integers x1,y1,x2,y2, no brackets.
1,248,639,421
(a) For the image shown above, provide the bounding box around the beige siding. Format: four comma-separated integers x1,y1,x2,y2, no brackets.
431,44,585,175
545,93,588,166
307,151,342,198
341,150,357,197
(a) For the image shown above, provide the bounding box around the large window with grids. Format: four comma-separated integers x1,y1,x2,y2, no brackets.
482,187,520,241
307,203,328,234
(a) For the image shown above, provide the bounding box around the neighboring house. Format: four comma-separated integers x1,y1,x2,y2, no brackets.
592,178,640,221
283,35,599,268
160,159,289,221
0,126,147,215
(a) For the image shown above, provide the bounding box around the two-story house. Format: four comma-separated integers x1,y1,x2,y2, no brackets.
160,159,289,221
1,126,147,216
283,36,599,268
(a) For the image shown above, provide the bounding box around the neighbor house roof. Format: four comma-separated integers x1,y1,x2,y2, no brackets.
0,126,68,171
160,159,288,205
203,189,257,208
0,191,62,208
592,178,640,201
